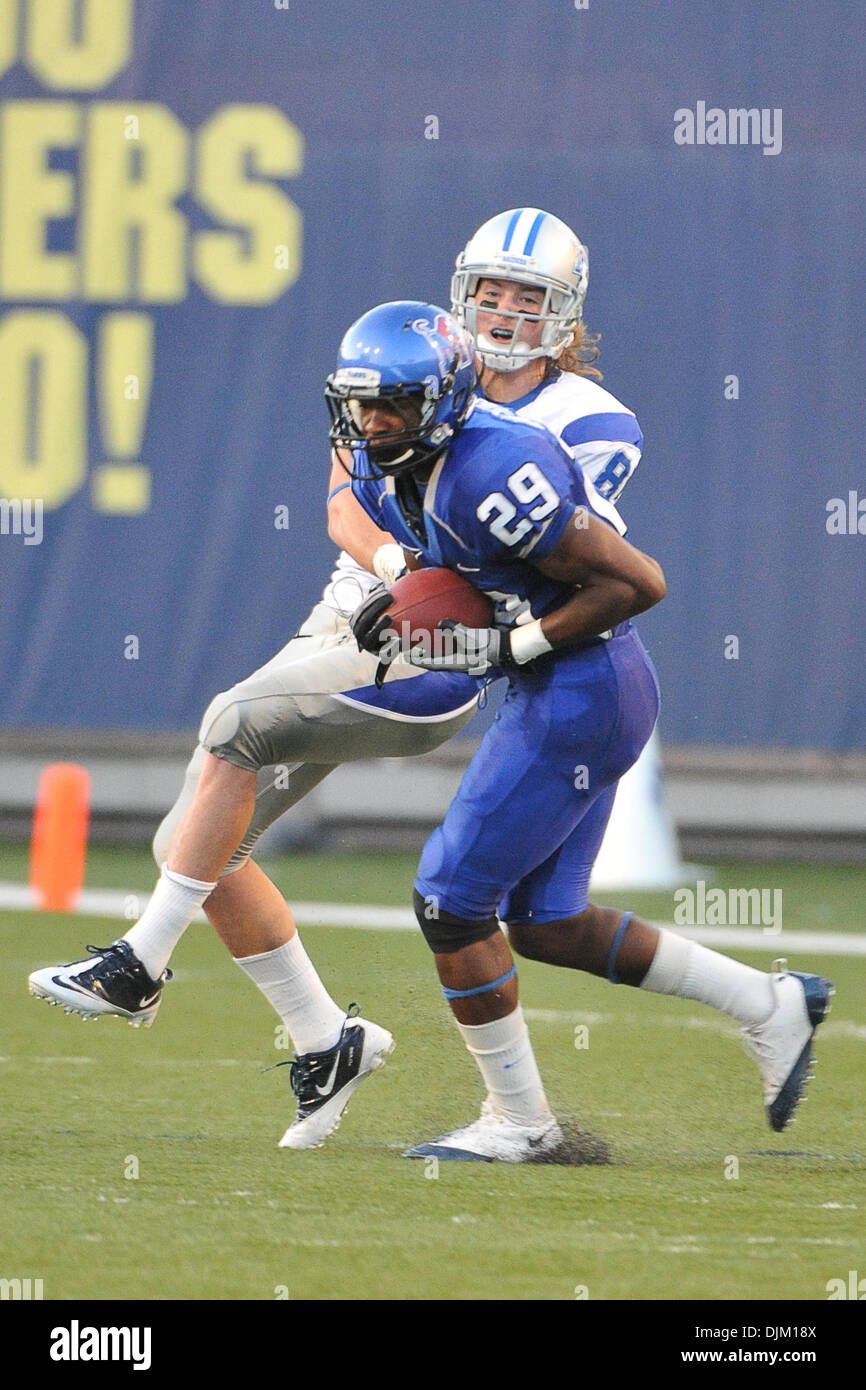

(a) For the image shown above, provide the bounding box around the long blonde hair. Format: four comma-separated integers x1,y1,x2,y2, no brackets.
546,321,602,381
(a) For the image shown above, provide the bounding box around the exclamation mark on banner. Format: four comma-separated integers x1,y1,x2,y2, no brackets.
93,313,154,514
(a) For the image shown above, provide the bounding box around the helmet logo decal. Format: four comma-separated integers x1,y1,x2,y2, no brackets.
333,366,381,389
409,314,472,372
493,252,537,270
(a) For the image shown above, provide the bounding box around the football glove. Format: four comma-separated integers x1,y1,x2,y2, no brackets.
349,584,399,688
407,618,555,675
350,583,395,653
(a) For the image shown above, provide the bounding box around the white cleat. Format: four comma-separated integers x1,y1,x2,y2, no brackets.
741,959,833,1132
278,1009,395,1150
403,1104,564,1162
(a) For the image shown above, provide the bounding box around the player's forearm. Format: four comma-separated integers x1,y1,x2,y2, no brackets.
539,573,662,649
530,511,666,648
327,490,394,572
326,450,399,572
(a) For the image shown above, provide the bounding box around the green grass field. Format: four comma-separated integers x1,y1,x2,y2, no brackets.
1,846,864,1301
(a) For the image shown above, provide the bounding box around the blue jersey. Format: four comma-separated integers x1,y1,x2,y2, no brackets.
351,398,661,926
351,398,605,623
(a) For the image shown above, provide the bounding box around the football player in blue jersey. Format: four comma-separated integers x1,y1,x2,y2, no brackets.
333,301,833,1162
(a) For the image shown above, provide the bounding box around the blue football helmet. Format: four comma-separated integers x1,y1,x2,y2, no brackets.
325,301,477,475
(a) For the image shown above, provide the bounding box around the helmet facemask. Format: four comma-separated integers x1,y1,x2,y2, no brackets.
325,362,471,476
450,208,589,375
453,271,581,374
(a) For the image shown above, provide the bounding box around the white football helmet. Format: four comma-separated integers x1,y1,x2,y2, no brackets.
451,208,589,373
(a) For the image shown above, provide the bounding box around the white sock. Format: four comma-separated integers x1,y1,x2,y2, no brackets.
235,935,346,1054
640,927,775,1026
122,864,217,979
456,1005,552,1125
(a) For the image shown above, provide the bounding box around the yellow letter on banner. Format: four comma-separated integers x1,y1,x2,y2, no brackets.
0,102,81,300
81,103,188,302
26,0,133,91
92,312,154,514
0,0,20,79
0,312,87,508
194,105,303,304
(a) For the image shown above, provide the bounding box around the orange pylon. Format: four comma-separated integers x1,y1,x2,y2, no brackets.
29,763,90,911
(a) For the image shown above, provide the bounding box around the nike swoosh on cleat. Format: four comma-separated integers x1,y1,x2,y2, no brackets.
53,977,98,998
138,991,161,1009
314,1056,341,1097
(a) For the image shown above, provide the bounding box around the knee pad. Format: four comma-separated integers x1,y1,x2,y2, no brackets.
412,887,501,953
197,690,260,772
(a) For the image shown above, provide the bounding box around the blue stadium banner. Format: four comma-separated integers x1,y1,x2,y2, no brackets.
0,0,863,747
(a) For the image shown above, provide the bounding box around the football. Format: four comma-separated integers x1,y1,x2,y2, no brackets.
384,567,493,655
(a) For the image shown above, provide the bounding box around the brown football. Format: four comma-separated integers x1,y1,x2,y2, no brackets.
384,567,493,655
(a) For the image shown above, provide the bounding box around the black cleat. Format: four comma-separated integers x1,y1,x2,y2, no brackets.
277,1006,395,1149
28,940,171,1028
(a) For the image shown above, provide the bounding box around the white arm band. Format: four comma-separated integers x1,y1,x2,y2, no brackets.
372,544,408,586
508,618,554,664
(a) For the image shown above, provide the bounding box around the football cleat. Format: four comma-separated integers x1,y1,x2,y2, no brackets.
28,940,171,1028
277,1007,395,1150
741,960,834,1132
404,1103,564,1163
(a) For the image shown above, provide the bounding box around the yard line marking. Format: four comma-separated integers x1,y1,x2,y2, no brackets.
523,1012,865,1040
524,1008,613,1025
2,882,865,955
821,1021,866,1039
0,1054,95,1064
0,1056,261,1067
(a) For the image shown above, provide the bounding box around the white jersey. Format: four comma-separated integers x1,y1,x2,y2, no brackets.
320,368,642,610
509,369,641,537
